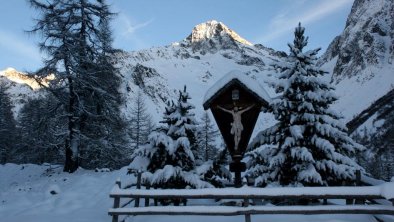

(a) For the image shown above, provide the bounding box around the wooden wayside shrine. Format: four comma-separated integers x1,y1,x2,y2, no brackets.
203,70,271,187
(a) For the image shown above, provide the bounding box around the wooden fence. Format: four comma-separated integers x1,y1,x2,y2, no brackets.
108,178,394,222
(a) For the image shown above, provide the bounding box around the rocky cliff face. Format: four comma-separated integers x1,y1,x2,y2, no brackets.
318,0,394,122
318,0,394,180
320,0,394,83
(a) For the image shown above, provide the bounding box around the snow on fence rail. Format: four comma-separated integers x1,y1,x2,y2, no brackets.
361,174,386,186
108,179,394,222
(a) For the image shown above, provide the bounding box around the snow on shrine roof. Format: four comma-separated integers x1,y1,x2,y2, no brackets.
203,70,271,109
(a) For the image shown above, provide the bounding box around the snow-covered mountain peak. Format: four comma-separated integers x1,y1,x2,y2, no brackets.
0,67,54,90
186,20,252,46
179,20,254,54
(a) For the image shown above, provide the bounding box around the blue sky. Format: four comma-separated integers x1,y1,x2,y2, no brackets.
0,0,354,71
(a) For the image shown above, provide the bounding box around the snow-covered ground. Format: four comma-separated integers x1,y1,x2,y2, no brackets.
0,163,386,222
0,164,131,222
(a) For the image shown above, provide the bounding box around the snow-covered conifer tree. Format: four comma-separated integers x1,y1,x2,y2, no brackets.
130,86,211,190
0,83,18,164
129,90,154,150
366,97,394,181
194,112,231,187
247,23,364,187
169,86,199,162
28,0,128,172
17,95,66,164
196,112,220,162
196,148,232,187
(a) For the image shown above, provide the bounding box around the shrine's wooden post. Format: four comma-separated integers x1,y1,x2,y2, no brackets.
203,70,270,187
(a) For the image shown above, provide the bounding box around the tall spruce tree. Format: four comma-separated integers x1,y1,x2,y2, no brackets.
247,23,364,187
28,0,128,172
129,90,154,151
168,86,199,161
366,97,394,181
17,95,66,164
130,86,211,190
196,112,219,162
0,82,18,164
194,112,231,187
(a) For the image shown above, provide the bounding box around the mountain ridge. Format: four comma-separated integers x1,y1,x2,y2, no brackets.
114,22,282,125
2,11,393,136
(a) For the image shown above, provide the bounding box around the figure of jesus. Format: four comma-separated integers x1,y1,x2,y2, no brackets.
217,104,254,151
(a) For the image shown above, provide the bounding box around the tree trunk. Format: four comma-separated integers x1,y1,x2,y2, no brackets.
205,118,209,161
64,76,79,173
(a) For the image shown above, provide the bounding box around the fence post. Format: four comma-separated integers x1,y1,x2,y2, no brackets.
112,179,121,222
134,170,142,208
355,170,361,185
154,185,158,206
344,181,353,205
244,198,251,222
354,170,364,204
115,178,121,189
145,183,150,207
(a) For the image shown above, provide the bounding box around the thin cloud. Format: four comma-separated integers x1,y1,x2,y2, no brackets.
112,13,154,50
118,14,154,37
0,30,41,64
257,0,353,44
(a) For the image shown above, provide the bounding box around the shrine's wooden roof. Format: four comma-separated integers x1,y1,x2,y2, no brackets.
203,70,271,110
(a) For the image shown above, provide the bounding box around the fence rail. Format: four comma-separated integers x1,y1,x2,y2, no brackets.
109,205,394,216
108,179,394,222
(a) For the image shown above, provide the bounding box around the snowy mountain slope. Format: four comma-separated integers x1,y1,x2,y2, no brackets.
0,67,54,90
319,0,394,121
0,68,47,117
0,21,283,134
2,7,392,137
115,20,284,128
347,88,394,134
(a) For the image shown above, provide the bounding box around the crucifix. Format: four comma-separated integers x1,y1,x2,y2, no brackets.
217,104,254,151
